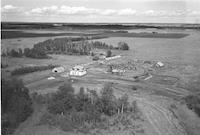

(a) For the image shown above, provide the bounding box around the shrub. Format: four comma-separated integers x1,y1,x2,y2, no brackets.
39,112,57,126
11,64,57,76
92,56,99,61
1,64,8,68
106,50,112,57
132,86,137,91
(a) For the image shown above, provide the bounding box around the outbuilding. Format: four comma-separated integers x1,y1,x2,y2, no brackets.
112,69,125,75
52,67,65,73
156,62,164,67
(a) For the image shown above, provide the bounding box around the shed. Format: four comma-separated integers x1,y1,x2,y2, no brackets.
112,69,125,75
52,67,65,73
156,62,164,67
105,55,121,61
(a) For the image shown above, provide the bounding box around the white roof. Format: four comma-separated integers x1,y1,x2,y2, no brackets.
47,76,55,80
156,62,164,66
53,67,65,70
73,65,84,69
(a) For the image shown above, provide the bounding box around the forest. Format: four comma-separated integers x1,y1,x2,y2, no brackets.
1,79,33,135
2,37,129,59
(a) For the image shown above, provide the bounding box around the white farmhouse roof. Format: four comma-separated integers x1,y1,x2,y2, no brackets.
72,65,85,71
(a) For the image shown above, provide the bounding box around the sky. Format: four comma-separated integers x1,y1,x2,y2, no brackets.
1,0,200,23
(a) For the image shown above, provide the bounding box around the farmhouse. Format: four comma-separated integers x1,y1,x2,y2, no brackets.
70,65,87,76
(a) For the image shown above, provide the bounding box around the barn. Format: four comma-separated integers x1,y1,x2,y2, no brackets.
52,67,65,73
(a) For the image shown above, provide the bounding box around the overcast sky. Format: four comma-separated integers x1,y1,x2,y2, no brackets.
1,0,200,23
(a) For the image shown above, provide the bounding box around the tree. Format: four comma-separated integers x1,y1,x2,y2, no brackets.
75,87,89,112
106,50,112,57
100,83,116,116
91,52,95,56
48,82,75,114
24,48,31,57
118,42,129,50
117,94,129,114
107,65,113,73
10,49,21,57
18,48,23,57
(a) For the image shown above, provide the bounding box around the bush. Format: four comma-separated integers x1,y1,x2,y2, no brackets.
132,86,137,91
118,42,129,50
106,50,112,57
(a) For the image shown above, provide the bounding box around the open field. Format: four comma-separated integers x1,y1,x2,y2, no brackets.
91,29,200,65
1,24,200,135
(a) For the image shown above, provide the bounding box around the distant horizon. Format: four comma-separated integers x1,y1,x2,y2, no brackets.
2,21,200,25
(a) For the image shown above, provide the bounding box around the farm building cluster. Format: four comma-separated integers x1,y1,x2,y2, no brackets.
52,65,87,78
49,53,165,82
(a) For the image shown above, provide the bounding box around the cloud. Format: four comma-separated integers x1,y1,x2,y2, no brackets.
59,6,99,15
2,5,200,19
189,11,200,16
27,6,194,17
28,6,99,16
100,9,116,16
26,6,138,16
29,6,58,15
118,8,136,16
144,10,155,16
2,5,23,13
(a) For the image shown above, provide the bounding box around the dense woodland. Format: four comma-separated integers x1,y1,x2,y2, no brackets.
1,79,33,135
11,64,58,76
2,37,129,59
37,82,141,133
